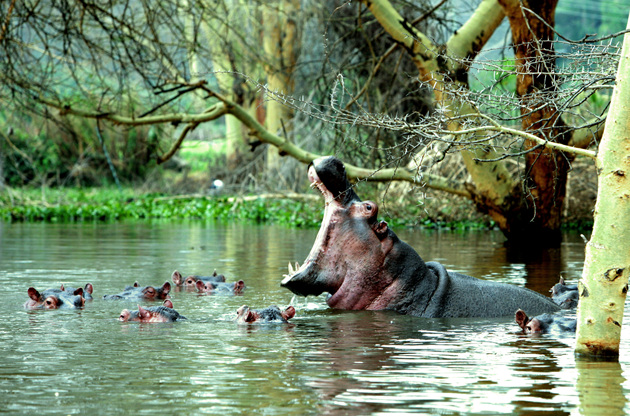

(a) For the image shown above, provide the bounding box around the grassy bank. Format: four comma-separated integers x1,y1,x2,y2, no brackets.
0,187,322,227
0,187,493,230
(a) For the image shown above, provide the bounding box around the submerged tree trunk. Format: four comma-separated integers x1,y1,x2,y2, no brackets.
575,15,630,359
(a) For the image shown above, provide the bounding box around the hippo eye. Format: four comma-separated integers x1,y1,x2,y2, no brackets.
365,203,372,211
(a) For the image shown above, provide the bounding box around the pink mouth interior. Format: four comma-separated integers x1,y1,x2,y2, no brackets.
281,165,339,285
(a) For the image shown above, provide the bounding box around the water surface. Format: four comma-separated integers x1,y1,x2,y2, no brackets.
0,221,627,415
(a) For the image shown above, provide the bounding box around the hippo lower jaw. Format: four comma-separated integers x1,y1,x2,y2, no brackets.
280,263,310,295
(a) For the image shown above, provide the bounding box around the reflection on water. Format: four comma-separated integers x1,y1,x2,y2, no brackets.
0,221,627,415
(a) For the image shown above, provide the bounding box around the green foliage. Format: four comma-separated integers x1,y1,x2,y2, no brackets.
0,188,324,227
496,59,517,92
1,186,591,232
0,187,502,231
0,106,162,187
178,138,227,174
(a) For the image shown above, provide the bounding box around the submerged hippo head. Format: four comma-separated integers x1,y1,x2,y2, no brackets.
281,156,411,310
236,305,296,324
118,299,186,322
515,309,576,335
25,287,85,309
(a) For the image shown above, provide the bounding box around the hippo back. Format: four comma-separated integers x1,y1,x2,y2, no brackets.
417,262,560,318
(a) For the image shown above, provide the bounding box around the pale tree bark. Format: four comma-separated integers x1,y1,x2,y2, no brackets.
202,1,263,171
360,0,595,245
575,14,630,359
361,0,514,213
261,0,301,172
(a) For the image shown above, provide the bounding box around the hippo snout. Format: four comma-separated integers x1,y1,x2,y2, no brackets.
281,273,324,297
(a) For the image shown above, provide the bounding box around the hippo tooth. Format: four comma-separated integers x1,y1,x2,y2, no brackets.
295,262,300,271
309,181,326,195
288,262,294,275
281,273,294,285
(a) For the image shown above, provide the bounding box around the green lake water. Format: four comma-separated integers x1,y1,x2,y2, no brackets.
0,221,626,415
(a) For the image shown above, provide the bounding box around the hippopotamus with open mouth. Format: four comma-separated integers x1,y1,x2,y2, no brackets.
281,156,560,318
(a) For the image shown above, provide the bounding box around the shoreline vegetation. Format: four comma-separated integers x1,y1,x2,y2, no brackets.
0,186,593,232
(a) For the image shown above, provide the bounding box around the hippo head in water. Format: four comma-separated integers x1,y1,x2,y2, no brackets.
281,156,560,318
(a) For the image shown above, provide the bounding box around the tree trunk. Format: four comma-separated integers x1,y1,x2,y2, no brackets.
361,0,515,215
202,1,263,173
261,0,300,174
363,0,574,247
0,129,4,190
575,14,630,359
498,0,572,246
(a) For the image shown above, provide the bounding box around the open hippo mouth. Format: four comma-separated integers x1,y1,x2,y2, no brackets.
281,158,564,318
281,156,361,296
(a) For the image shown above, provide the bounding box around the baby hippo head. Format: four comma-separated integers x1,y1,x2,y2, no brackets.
236,305,296,324
196,280,245,294
118,300,184,323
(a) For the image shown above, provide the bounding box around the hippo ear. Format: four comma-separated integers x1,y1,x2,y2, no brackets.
245,310,257,323
172,270,182,285
163,299,174,308
195,280,205,292
73,287,84,297
133,281,139,287
234,280,245,293
162,282,171,293
515,309,530,332
282,306,296,321
212,269,218,277
559,276,565,285
60,284,65,291
28,287,41,301
85,283,94,295
374,220,389,238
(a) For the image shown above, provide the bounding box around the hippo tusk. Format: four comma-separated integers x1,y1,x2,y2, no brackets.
285,261,303,279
